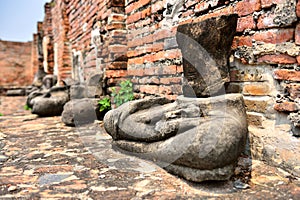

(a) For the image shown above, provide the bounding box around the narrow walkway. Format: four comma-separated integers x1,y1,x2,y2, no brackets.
0,96,299,199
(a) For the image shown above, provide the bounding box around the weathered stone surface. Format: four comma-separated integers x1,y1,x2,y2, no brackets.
42,75,57,89
87,73,104,86
31,90,69,117
176,14,238,97
288,111,300,136
26,90,44,108
70,85,103,99
70,85,86,99
32,69,47,87
249,122,300,177
61,98,101,126
104,94,248,182
6,89,25,96
0,155,8,162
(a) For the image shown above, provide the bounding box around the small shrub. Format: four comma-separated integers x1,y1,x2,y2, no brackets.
98,97,111,112
0,113,3,116
24,105,31,110
111,80,134,107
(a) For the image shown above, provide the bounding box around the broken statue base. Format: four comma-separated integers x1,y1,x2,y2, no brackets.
104,94,248,182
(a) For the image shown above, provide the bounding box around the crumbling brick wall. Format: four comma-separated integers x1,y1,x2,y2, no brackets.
0,40,33,87
34,0,300,130
125,0,300,130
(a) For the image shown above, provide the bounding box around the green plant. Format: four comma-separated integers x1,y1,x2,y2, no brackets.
98,97,111,112
111,80,134,107
24,105,31,110
0,113,3,116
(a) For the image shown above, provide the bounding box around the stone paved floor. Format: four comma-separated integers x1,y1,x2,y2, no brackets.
0,96,299,199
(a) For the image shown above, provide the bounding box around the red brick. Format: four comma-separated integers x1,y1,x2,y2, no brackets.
296,55,300,65
108,45,127,53
185,0,198,9
177,65,183,73
106,70,127,78
295,23,300,45
195,1,210,13
194,0,225,13
232,36,253,49
106,22,125,30
162,65,178,75
274,102,299,112
274,69,300,81
257,12,277,29
159,85,173,95
297,1,300,18
138,76,160,85
236,15,256,32
128,57,144,65
0,40,32,86
257,54,296,64
144,67,159,76
194,6,234,23
128,68,144,76
126,0,151,14
261,0,286,8
140,85,159,94
234,0,261,17
107,61,127,70
160,77,182,85
253,29,294,44
151,0,164,13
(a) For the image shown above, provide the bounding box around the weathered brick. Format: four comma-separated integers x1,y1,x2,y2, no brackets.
106,70,127,78
126,0,151,14
257,1,297,30
257,12,277,29
257,54,296,64
128,57,144,65
0,40,33,86
253,29,294,44
243,83,271,96
128,68,144,76
274,69,300,81
274,102,299,112
160,77,182,85
295,23,300,45
140,85,159,94
232,36,253,49
297,0,300,17
107,61,127,70
296,56,300,65
236,15,256,32
193,6,234,23
261,0,286,8
108,45,127,53
234,0,261,17
162,65,178,75
159,85,173,95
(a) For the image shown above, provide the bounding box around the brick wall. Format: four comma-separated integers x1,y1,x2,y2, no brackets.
124,0,300,129
33,0,300,129
0,40,33,87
